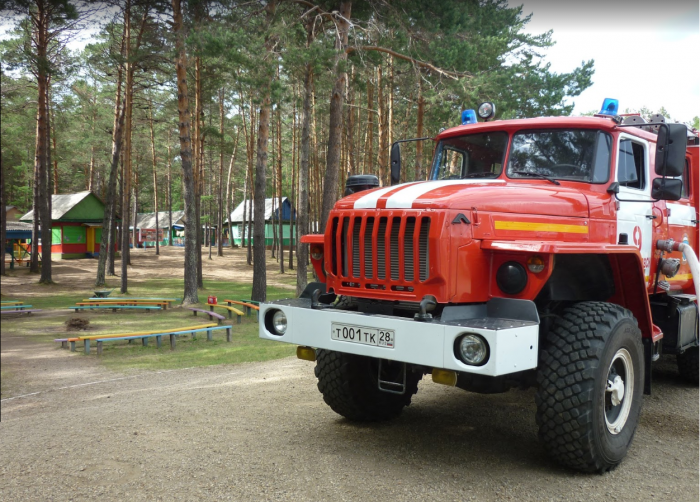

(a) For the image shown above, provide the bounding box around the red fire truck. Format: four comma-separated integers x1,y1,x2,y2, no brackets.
260,99,699,472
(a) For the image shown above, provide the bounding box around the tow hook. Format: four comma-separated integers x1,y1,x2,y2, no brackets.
414,295,437,322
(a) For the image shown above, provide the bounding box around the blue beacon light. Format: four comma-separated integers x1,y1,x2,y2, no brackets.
599,98,619,116
461,109,477,125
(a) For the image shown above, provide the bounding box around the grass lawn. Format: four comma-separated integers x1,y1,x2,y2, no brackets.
1,278,301,373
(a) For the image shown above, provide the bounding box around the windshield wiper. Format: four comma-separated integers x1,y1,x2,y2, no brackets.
511,171,561,185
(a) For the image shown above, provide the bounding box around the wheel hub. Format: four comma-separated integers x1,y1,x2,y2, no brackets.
606,375,625,406
604,348,634,435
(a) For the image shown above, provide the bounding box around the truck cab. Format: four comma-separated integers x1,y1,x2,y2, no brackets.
260,100,699,472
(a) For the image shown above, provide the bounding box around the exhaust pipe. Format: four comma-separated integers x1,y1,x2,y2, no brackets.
657,239,700,299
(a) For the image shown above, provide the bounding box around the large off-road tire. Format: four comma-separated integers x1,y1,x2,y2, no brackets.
535,302,644,473
314,349,421,421
677,347,699,385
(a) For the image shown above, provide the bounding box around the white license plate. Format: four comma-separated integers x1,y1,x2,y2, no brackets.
331,323,395,348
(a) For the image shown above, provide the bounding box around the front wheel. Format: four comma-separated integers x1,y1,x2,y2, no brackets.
315,350,421,421
536,302,644,472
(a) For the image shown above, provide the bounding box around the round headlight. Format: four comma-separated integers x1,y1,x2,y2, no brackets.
496,261,528,295
272,310,288,335
477,101,496,120
456,334,489,366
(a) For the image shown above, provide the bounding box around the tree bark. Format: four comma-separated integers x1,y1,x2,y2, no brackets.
415,74,424,181
251,0,277,303
276,98,284,272
217,88,224,256
194,53,204,288
225,127,240,249
320,1,351,233
148,98,159,255
40,77,53,283
0,148,5,276
167,128,173,245
120,3,133,293
296,18,314,295
172,0,198,305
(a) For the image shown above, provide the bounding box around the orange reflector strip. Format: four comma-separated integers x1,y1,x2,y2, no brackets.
495,221,589,234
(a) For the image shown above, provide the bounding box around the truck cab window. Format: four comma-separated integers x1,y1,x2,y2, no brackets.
507,129,611,183
431,132,508,180
617,139,645,189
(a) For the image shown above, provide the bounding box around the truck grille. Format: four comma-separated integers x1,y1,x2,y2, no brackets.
330,214,432,287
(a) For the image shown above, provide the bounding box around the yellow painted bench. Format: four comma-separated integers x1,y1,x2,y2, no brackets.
208,304,245,323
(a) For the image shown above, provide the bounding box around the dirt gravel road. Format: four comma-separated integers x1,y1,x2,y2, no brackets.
1,344,698,501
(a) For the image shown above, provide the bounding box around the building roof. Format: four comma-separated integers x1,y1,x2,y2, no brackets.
6,206,16,211
228,197,290,223
6,220,34,232
20,191,105,222
131,210,186,230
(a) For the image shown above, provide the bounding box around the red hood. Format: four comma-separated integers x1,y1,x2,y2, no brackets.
336,180,590,218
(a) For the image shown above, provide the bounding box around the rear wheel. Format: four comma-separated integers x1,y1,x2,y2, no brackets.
536,302,644,472
315,349,421,421
677,347,699,385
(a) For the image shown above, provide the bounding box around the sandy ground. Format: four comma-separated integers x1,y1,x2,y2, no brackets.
1,315,698,501
1,248,698,500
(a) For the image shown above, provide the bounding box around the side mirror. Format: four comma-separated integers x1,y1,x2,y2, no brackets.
606,182,619,195
651,178,683,201
390,142,401,185
655,123,687,177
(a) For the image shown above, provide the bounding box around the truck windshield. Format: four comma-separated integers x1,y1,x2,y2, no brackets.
430,132,508,180
506,129,612,183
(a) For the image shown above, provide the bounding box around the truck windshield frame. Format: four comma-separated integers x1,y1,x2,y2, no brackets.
506,129,612,184
430,131,509,180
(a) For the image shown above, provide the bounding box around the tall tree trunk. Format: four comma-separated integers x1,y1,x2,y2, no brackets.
29,1,48,275
289,85,296,272
194,53,204,287
276,100,284,271
167,128,173,245
377,63,388,186
251,0,277,302
120,3,133,293
415,74,424,181
49,89,58,196
40,77,53,283
148,98,159,255
0,148,5,276
172,0,198,304
365,76,373,175
217,88,224,256
225,127,240,249
246,103,255,265
320,1,352,233
94,51,124,287
296,18,314,295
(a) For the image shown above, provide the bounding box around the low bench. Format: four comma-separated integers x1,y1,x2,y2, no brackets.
1,309,41,316
72,305,162,313
87,297,179,304
1,301,24,306
1,304,30,310
55,323,218,352
77,301,169,309
188,308,226,324
207,304,245,324
223,299,260,317
92,325,233,355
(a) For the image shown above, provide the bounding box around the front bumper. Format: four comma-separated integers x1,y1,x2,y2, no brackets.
259,298,539,377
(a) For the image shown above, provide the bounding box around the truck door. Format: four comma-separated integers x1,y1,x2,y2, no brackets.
616,133,653,286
